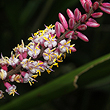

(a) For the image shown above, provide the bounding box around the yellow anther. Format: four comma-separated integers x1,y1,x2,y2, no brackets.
47,69,51,74
32,75,38,78
66,47,69,53
66,40,71,44
49,55,51,60
36,70,41,76
21,40,24,47
44,37,49,41
26,46,33,51
28,42,34,46
28,37,33,40
16,54,20,58
29,81,32,86
43,53,48,56
69,49,71,54
39,67,44,70
64,53,66,59
61,46,64,49
53,58,56,62
51,48,56,52
53,63,59,67
10,89,17,96
70,44,75,47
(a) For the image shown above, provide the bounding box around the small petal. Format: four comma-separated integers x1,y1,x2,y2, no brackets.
69,18,75,29
91,12,103,18
76,31,89,42
99,6,110,14
93,1,99,10
55,22,61,38
67,9,74,19
78,24,87,30
58,13,68,30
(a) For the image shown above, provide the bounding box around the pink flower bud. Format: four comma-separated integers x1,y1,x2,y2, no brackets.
91,12,103,18
86,21,100,27
86,0,92,7
74,8,81,22
69,18,75,29
81,14,87,22
99,6,110,14
65,31,74,38
55,22,61,38
78,24,87,30
80,0,86,8
80,0,92,8
4,82,11,89
84,2,90,13
76,31,89,42
67,9,74,19
101,3,110,8
93,1,99,10
59,22,65,33
58,13,68,30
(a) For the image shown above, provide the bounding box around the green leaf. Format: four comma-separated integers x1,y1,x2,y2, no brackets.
0,53,110,110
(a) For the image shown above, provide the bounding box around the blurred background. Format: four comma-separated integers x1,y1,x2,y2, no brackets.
0,0,110,110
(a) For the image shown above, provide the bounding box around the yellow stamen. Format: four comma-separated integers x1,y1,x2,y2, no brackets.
28,37,33,40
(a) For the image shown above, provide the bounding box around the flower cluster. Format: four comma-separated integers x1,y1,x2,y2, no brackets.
0,0,110,99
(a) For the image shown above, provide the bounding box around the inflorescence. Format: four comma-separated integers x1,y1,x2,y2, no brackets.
0,0,110,99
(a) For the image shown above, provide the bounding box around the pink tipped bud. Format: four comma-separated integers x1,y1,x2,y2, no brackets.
86,0,92,7
76,31,89,42
86,21,100,27
101,3,110,8
69,18,75,29
59,22,65,33
84,2,90,13
74,8,81,22
80,0,92,8
4,82,11,89
65,31,74,38
93,1,99,10
78,24,87,30
67,9,74,19
91,12,103,18
80,0,86,8
99,6,110,14
55,22,61,38
58,13,68,30
81,14,87,22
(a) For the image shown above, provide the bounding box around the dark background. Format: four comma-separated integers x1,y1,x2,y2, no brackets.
0,0,110,110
